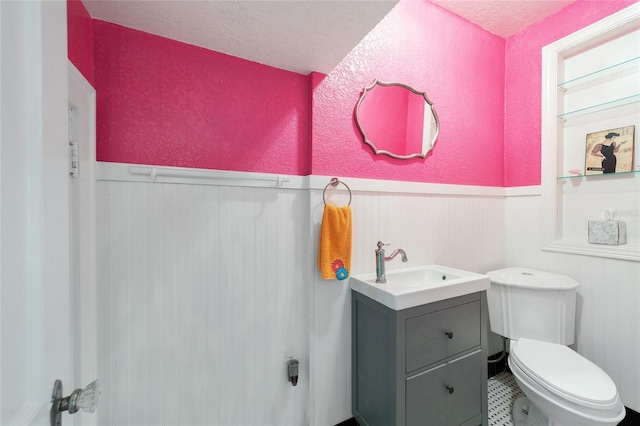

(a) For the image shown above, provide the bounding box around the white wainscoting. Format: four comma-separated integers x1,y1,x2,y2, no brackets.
506,193,640,413
96,164,507,426
96,176,310,426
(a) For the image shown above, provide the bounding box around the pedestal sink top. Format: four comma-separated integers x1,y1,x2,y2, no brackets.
349,265,490,310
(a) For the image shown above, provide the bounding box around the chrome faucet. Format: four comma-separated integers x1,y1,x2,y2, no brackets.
375,241,408,284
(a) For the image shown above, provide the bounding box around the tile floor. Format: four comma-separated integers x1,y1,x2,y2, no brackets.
488,371,525,426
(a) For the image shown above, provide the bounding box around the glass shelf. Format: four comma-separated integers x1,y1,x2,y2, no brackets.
558,56,640,90
557,169,640,179
557,94,640,120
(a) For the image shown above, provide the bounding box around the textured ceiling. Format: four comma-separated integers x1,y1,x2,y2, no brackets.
430,0,578,38
83,0,399,75
83,0,580,75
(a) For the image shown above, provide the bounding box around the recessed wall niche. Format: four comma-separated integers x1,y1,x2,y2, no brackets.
541,3,640,261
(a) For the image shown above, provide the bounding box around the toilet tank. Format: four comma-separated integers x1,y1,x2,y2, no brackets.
486,267,580,345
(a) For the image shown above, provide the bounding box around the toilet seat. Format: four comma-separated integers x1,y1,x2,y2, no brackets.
510,338,619,411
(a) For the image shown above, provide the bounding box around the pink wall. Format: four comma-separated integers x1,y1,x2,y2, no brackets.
93,21,309,175
67,0,94,85
311,0,506,185
504,0,637,187
72,0,636,186
84,0,504,184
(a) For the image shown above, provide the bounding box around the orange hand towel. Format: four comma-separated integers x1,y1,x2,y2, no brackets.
318,204,352,280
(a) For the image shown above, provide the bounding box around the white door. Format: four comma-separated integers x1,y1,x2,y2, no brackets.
68,62,98,426
1,2,73,425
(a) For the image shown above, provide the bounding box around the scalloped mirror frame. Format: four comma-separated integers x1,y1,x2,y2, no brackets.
355,80,440,160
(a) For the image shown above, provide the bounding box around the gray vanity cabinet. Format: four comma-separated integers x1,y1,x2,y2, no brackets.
351,291,488,426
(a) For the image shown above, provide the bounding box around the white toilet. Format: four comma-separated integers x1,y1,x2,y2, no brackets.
486,267,626,426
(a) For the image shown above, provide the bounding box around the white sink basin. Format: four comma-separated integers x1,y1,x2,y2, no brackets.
350,265,490,310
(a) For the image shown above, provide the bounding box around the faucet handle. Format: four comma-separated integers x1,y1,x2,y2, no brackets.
377,241,390,249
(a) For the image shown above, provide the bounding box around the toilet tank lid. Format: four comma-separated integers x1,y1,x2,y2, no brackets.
487,267,580,290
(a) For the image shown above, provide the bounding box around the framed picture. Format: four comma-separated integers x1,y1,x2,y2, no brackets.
585,125,635,175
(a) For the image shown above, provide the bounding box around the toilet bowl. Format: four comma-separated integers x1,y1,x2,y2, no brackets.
486,267,626,426
509,338,625,425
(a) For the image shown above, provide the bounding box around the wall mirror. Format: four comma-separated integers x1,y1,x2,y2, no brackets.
355,80,439,159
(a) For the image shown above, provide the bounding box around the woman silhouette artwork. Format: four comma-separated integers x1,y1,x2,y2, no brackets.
590,132,621,174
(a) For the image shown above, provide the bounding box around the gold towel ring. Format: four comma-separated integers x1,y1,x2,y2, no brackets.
323,177,352,206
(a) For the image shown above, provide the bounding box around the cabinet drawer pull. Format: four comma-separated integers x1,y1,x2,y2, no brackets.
445,331,453,339
446,386,455,395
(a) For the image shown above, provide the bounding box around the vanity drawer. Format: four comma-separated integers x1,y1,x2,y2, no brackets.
405,300,480,373
406,350,482,426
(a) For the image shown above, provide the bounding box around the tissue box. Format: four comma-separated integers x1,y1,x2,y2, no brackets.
588,220,627,245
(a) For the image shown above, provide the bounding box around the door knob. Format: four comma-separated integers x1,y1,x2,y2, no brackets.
51,379,101,426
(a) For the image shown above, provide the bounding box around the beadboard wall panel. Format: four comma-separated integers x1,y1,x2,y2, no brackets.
96,166,507,426
96,181,310,426
505,194,640,413
93,165,639,425
310,190,505,426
